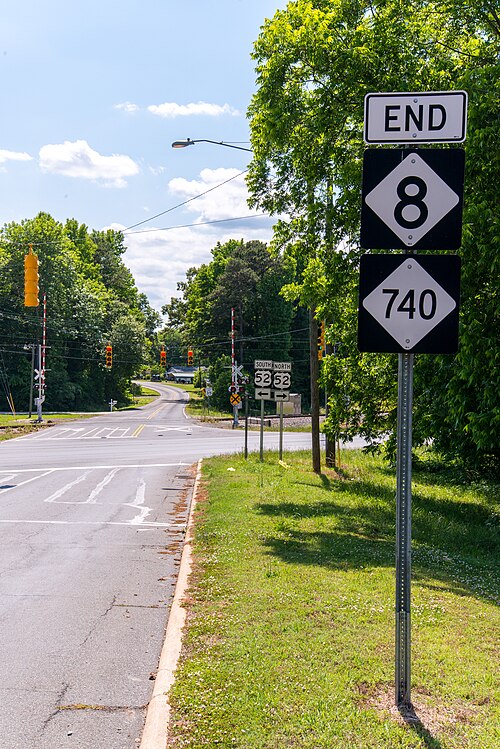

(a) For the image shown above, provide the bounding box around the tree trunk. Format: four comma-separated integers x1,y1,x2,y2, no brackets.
324,340,336,468
309,306,321,473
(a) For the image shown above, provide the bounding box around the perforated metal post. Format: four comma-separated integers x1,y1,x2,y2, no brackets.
395,352,413,707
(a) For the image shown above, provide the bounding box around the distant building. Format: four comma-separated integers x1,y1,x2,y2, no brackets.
166,366,196,384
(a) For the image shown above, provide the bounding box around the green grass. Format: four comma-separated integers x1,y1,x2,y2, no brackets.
118,386,161,409
168,450,499,749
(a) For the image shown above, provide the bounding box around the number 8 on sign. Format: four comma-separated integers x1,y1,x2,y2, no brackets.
394,176,428,230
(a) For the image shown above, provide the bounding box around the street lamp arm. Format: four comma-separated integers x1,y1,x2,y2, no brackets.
171,138,252,153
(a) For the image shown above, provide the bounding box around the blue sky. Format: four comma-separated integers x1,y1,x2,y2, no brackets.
1,0,287,312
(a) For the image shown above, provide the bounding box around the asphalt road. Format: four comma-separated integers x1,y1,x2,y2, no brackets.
0,384,318,749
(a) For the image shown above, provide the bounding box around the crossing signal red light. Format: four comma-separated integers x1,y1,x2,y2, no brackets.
24,248,39,307
187,349,193,366
105,345,113,368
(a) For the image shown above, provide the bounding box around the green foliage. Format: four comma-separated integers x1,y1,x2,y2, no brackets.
0,213,156,411
247,0,499,472
163,237,299,382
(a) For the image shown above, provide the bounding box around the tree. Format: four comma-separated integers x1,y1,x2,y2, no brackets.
247,0,499,471
0,214,156,411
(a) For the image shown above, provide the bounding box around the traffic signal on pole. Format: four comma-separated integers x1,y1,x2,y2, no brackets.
160,349,166,366
24,247,39,307
187,349,193,366
317,321,325,360
105,345,113,368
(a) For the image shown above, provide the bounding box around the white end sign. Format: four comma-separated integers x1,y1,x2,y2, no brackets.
364,91,467,144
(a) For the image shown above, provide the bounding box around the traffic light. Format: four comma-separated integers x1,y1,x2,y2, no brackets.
105,344,113,368
160,349,166,366
317,320,325,360
24,247,39,307
187,349,193,366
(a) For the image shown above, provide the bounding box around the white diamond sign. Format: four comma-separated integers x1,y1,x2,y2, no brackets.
360,149,465,251
359,256,461,353
365,153,459,247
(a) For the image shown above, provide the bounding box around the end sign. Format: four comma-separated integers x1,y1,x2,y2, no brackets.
364,91,467,144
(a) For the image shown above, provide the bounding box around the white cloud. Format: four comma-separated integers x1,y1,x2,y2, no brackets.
0,149,33,164
147,101,240,118
39,139,139,188
168,167,256,221
106,168,274,314
114,102,140,114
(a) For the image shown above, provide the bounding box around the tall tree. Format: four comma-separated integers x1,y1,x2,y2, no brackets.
247,0,499,470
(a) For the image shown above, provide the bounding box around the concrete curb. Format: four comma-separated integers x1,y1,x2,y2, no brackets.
139,459,202,749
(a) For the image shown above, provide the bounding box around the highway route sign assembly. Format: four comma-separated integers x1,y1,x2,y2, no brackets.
253,360,292,402
358,253,461,354
361,88,466,711
361,148,465,250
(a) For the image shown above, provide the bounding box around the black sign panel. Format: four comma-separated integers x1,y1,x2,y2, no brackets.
361,149,465,251
358,254,461,354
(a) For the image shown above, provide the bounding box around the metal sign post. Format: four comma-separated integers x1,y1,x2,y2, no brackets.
395,352,413,707
259,399,265,462
361,88,467,710
279,401,284,461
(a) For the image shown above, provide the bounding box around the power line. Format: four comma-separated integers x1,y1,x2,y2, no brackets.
123,169,249,231
123,213,267,236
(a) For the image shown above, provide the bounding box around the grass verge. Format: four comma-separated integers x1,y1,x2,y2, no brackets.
168,450,499,749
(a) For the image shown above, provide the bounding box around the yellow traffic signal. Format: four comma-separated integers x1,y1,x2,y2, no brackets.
187,349,193,366
24,247,39,307
105,345,113,368
160,349,166,366
317,321,325,360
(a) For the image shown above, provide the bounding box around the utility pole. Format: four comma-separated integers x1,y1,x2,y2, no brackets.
231,307,238,428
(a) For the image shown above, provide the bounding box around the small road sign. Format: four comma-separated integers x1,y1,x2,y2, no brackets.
361,148,465,250
273,391,290,402
358,254,460,353
273,361,292,372
255,388,272,401
273,371,291,389
364,91,468,144
232,363,244,379
229,393,241,406
205,386,213,397
254,370,272,387
254,359,273,370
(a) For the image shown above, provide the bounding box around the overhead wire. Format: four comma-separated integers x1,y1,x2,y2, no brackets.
122,168,250,231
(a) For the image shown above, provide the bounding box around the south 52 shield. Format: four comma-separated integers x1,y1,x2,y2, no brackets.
358,254,461,354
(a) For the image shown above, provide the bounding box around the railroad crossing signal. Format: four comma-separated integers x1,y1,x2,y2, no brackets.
358,254,461,354
361,148,465,251
229,392,241,406
105,344,113,368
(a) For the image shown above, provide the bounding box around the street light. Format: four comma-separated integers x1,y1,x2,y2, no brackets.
171,138,252,153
